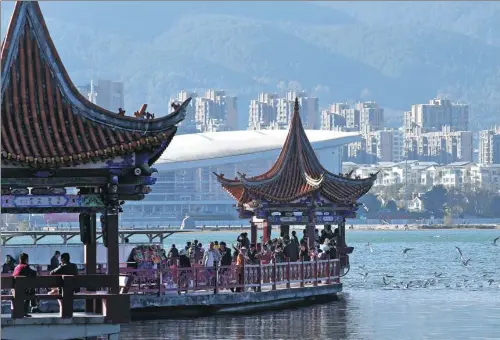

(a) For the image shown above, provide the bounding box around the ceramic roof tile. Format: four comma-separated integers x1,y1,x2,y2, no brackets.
1,2,190,168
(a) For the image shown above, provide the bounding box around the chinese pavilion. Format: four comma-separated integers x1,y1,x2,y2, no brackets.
214,98,376,267
1,2,189,296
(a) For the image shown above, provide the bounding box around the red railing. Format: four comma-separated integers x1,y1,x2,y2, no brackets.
1,258,341,296
118,258,340,295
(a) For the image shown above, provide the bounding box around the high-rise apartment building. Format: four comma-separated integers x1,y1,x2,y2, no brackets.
191,89,238,132
249,91,319,130
363,129,405,163
406,126,473,164
248,93,278,130
355,101,385,133
321,101,383,133
479,127,500,165
404,98,469,135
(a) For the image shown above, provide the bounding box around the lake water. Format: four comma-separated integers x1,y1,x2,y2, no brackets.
118,229,500,340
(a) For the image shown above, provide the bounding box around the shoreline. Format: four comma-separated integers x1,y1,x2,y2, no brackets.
190,224,500,233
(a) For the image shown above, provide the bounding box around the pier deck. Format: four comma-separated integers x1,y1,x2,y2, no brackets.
1,312,120,340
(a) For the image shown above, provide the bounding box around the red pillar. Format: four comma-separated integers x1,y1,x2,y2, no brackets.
263,220,272,243
250,221,258,245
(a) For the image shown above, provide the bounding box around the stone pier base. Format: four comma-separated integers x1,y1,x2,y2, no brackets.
0,313,120,340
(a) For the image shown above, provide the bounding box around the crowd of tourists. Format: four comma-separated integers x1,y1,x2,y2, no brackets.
165,224,340,269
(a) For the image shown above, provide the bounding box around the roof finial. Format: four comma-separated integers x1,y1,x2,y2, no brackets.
294,97,300,116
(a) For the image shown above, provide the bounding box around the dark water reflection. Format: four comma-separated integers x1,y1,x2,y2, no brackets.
121,290,500,340
121,297,349,340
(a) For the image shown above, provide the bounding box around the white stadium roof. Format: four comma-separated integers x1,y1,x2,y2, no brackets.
155,129,360,170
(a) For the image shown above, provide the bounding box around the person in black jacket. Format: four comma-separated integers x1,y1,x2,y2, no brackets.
178,249,191,293
218,242,234,291
2,255,16,274
50,253,78,276
49,253,79,297
48,251,60,271
167,244,179,266
283,237,299,262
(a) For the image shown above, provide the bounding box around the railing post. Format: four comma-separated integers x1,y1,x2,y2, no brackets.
258,261,262,292
194,266,198,291
314,256,318,287
214,262,218,295
272,261,277,291
286,258,291,289
177,266,182,295
242,259,246,292
300,258,305,288
61,275,75,318
326,256,331,285
156,267,162,297
12,278,26,319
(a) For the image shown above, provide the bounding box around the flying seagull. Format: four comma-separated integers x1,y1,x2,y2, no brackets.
488,279,495,286
359,272,369,281
462,258,471,267
493,236,500,246
455,246,465,261
403,248,414,255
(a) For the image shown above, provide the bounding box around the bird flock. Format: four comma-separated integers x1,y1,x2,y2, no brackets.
352,235,500,290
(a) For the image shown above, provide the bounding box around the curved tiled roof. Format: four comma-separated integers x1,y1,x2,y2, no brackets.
214,98,377,205
1,2,189,168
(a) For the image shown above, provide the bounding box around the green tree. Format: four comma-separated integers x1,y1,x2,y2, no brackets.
422,185,447,218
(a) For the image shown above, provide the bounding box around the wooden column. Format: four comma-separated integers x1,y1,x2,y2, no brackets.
83,213,97,313
339,218,346,248
250,221,258,246
106,208,120,294
263,219,272,243
279,225,290,238
306,223,315,250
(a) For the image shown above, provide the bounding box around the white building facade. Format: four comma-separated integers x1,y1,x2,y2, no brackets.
121,130,360,225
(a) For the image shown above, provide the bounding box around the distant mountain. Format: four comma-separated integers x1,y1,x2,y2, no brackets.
2,2,499,129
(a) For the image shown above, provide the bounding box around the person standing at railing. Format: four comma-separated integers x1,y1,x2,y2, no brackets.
2,255,16,274
203,242,221,286
178,249,191,293
248,244,260,265
272,245,285,263
12,253,38,317
48,251,60,271
218,242,233,292
283,237,299,262
237,233,250,249
291,231,299,245
167,244,179,267
235,247,249,292
299,243,311,261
